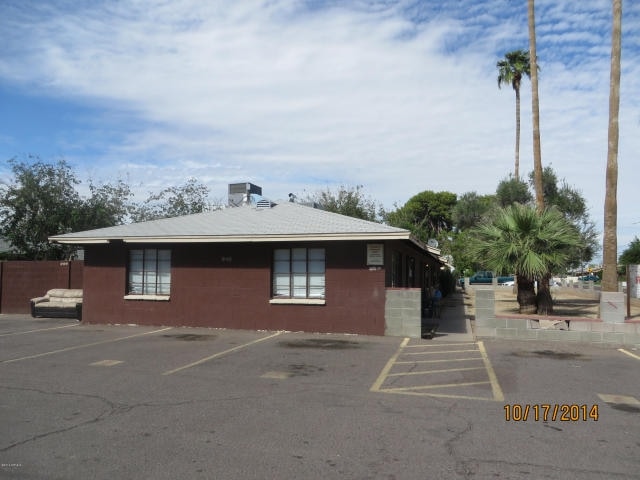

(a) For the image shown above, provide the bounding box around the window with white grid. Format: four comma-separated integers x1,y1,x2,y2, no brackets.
273,248,325,299
128,249,171,296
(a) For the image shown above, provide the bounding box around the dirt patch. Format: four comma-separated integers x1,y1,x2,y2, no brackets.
287,364,326,376
509,349,587,360
551,298,601,317
162,334,216,341
464,286,640,319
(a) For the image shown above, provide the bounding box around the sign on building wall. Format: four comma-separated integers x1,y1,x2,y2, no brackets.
630,264,640,299
367,244,384,266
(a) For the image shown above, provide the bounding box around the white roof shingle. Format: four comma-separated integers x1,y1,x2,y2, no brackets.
50,201,412,244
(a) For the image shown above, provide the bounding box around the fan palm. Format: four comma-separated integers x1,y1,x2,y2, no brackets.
497,49,531,181
470,203,582,314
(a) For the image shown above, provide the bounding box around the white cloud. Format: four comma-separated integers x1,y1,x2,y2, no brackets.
1,0,639,255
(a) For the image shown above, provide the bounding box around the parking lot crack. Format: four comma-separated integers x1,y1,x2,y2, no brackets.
443,416,476,478
461,457,636,479
0,385,120,452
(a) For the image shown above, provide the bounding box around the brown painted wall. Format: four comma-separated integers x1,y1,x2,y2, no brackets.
0,260,84,313
69,261,84,289
384,241,441,288
83,241,390,335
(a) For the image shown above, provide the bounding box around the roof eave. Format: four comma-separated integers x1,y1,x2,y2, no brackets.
49,238,110,245
50,232,412,245
408,235,445,264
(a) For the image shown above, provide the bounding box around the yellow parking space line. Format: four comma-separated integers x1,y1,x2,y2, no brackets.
162,331,284,375
478,341,504,402
0,323,78,337
386,366,486,377
401,348,479,355
618,348,640,361
384,381,491,392
1,327,173,364
372,339,503,402
395,357,483,365
381,390,496,401
370,337,410,392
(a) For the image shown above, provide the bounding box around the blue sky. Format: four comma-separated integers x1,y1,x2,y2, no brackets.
1,0,639,257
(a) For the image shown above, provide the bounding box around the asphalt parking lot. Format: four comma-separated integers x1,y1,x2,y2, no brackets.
1,314,639,479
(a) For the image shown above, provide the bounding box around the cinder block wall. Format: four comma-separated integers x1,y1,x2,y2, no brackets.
472,287,640,347
385,288,421,338
474,288,497,338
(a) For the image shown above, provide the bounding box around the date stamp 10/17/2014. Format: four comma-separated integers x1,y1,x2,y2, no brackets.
504,404,599,422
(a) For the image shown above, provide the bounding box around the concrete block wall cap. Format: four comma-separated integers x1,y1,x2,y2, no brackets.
496,314,595,322
506,319,529,330
568,322,593,332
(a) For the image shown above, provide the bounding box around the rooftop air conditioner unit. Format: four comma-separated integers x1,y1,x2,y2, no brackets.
228,182,262,206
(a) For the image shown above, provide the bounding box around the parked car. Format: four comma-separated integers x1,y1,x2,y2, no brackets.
578,274,600,282
462,271,515,285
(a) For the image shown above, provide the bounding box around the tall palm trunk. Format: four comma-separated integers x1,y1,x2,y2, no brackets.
514,87,521,180
528,0,551,313
602,0,622,292
528,0,544,214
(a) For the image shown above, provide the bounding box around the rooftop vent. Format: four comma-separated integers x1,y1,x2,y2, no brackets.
228,183,262,207
256,199,274,209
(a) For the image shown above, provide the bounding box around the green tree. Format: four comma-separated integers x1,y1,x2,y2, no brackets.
451,192,496,231
572,219,599,271
304,185,380,222
497,49,531,180
529,166,600,269
619,237,640,265
529,166,586,221
0,158,138,259
602,0,622,292
470,204,582,314
449,230,481,275
451,166,598,275
495,177,532,207
73,179,134,231
0,158,81,259
132,178,210,222
385,190,457,242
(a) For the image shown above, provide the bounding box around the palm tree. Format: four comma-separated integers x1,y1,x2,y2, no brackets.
602,0,622,292
497,50,531,181
528,0,544,213
470,204,582,314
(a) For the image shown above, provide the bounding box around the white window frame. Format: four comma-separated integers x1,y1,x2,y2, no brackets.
125,248,171,300
271,247,325,304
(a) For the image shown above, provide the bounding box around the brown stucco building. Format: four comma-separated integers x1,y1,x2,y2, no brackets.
50,196,444,336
